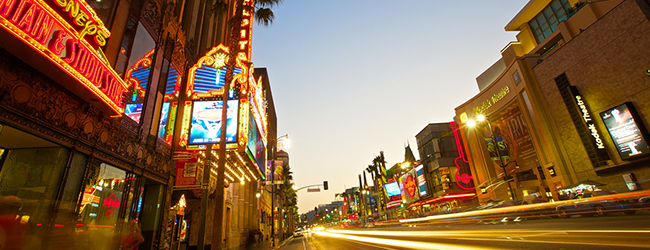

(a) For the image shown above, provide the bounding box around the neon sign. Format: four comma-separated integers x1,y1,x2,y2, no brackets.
237,0,254,63
186,45,245,100
0,0,126,115
451,121,475,190
103,193,119,217
404,175,417,197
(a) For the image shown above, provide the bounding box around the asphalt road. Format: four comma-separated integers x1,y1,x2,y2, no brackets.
279,213,650,250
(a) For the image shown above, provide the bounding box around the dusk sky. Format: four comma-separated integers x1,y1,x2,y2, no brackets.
251,1,528,214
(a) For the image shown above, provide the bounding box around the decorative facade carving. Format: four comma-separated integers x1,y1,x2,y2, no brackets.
0,49,172,178
142,0,162,39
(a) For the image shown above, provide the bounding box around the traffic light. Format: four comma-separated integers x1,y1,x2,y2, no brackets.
323,181,328,190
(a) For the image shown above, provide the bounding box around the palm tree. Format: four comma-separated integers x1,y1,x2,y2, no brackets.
213,1,282,249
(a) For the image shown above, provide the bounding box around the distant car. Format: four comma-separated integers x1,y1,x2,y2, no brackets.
293,229,304,237
556,190,640,217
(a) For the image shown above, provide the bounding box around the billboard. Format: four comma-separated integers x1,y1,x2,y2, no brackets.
384,182,401,198
601,102,650,160
246,109,266,178
189,100,239,144
415,165,428,197
399,169,420,204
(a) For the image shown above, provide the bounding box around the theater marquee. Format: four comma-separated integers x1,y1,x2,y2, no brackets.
0,0,126,115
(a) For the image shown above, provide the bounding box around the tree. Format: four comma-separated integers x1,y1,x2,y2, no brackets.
213,1,282,249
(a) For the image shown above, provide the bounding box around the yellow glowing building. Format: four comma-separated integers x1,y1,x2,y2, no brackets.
456,0,650,203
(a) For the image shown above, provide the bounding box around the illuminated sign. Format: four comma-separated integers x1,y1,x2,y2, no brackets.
249,75,268,143
103,193,119,217
569,86,609,160
237,0,254,63
189,100,239,145
404,174,417,198
246,108,266,179
186,45,244,100
0,0,126,115
601,102,650,160
473,86,510,114
383,182,401,197
452,121,475,190
415,165,428,197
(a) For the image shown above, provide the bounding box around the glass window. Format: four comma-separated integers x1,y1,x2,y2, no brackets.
528,0,573,43
0,126,69,232
123,23,157,124
158,62,180,144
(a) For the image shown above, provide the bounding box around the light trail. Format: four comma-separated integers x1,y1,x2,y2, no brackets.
326,229,650,237
319,229,650,249
313,231,500,250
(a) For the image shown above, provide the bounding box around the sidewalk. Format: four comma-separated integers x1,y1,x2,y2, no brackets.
247,237,292,250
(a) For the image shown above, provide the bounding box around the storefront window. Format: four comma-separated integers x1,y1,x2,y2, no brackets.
79,163,127,228
0,125,69,231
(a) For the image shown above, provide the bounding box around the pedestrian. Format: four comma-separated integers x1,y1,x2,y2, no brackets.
121,219,145,250
0,195,28,250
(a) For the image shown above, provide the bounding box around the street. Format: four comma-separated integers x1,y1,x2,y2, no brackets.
277,214,650,250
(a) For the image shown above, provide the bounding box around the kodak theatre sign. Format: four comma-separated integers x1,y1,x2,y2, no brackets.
0,0,126,115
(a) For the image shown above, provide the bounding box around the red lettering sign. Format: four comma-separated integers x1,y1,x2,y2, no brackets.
405,175,417,197
0,0,127,115
103,193,120,217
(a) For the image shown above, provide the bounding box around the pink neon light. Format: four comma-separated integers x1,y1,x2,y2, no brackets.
54,224,64,227
451,121,475,190
444,193,476,199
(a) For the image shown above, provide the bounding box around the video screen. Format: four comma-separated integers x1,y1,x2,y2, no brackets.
189,100,239,145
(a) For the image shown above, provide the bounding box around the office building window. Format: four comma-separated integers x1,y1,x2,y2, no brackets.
528,0,572,43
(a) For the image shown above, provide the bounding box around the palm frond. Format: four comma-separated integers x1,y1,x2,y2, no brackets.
255,8,275,26
256,0,282,8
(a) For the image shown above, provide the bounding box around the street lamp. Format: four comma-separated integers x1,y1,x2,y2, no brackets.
468,114,517,203
270,134,290,247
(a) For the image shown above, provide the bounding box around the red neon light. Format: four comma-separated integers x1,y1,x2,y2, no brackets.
451,121,475,190
0,0,126,115
124,48,155,98
404,175,417,197
103,193,120,217
444,193,476,199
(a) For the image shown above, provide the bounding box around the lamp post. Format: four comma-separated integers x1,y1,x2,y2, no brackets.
271,134,289,247
468,114,517,203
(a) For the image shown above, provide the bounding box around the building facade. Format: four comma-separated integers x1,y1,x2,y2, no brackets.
455,0,650,203
0,0,273,249
412,122,477,214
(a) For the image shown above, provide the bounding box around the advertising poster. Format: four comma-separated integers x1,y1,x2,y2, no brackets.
490,105,539,174
601,103,650,160
125,103,143,123
246,110,266,176
383,182,401,198
415,165,429,197
175,151,199,186
189,100,239,144
399,169,420,204
158,102,170,138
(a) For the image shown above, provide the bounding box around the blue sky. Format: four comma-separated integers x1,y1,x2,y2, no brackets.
252,1,528,214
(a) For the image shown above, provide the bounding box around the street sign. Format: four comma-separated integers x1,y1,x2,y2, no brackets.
307,188,320,192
